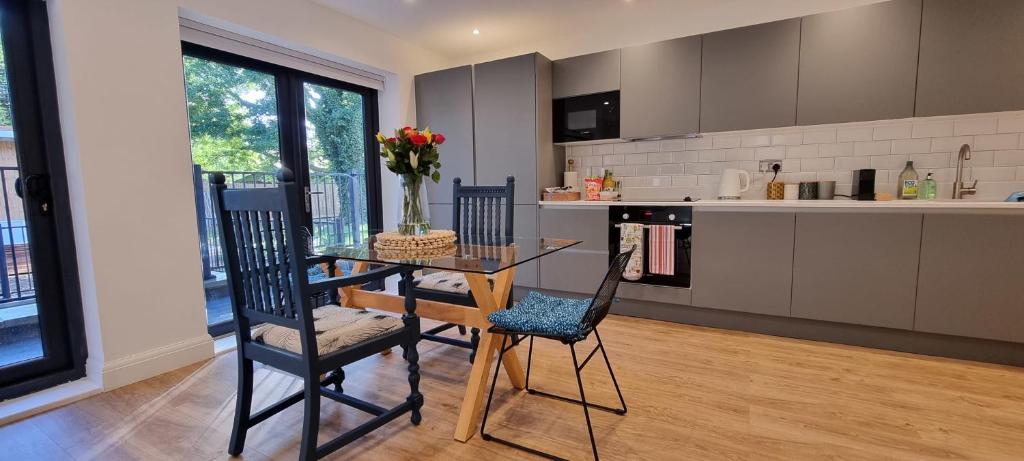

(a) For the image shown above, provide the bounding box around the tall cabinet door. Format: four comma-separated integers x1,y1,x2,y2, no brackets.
473,54,538,205
916,0,1024,116
797,0,921,125
415,66,475,204
700,19,801,132
620,36,701,139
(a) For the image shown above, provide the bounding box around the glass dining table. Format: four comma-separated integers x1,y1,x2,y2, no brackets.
317,233,581,442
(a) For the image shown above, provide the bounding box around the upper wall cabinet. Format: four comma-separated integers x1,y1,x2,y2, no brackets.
415,66,475,204
620,36,701,139
917,0,1024,116
797,0,921,125
552,50,620,99
700,19,800,132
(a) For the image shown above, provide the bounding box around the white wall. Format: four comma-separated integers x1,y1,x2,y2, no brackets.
45,0,445,390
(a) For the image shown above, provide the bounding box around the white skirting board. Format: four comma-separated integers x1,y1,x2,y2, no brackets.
101,335,215,391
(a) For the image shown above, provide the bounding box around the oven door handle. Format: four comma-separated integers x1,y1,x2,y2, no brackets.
612,223,690,229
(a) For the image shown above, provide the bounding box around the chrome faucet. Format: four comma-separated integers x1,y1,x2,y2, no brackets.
952,143,978,199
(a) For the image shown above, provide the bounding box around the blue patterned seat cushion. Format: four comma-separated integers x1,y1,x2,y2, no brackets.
488,291,593,340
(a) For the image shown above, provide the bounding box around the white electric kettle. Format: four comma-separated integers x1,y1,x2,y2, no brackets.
717,169,750,200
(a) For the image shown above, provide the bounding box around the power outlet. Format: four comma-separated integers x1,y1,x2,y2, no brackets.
758,159,782,173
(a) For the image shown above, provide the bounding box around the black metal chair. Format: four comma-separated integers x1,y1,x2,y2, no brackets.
399,176,515,363
480,248,634,461
211,169,423,461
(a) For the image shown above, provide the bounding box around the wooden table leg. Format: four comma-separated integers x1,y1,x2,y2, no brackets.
453,269,523,442
338,261,368,307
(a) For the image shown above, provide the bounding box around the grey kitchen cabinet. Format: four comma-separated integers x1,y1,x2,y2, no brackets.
797,0,921,125
428,203,452,230
915,214,1024,343
552,50,620,99
539,249,608,294
512,204,539,288
690,210,795,316
414,66,475,204
917,0,1024,116
617,283,692,306
474,53,560,204
538,207,609,252
791,213,922,329
620,36,701,139
700,19,801,132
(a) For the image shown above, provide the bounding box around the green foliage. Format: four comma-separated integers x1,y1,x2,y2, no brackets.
303,82,365,175
0,43,12,127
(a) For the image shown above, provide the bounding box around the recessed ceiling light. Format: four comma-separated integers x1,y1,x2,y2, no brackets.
472,28,480,35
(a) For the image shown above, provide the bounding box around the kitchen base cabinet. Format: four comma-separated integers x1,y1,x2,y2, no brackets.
915,214,1024,343
690,210,795,316
513,204,539,288
791,213,922,329
539,249,608,294
538,208,608,252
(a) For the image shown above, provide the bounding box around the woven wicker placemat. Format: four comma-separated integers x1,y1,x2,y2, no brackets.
373,229,457,252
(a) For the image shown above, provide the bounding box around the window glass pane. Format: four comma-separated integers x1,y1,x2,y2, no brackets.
0,25,43,367
302,82,368,253
182,55,281,330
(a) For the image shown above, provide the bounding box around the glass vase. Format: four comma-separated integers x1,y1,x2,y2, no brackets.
399,174,430,235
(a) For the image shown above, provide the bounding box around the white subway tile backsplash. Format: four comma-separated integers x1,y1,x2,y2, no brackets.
930,135,974,153
741,134,772,147
891,138,932,155
954,117,998,136
713,135,742,149
772,132,803,146
997,115,1024,134
603,154,624,166
874,124,913,140
786,144,819,158
912,119,954,138
725,148,755,161
685,137,712,151
673,151,699,163
910,152,951,169
699,150,725,162
801,157,835,171
802,129,837,144
969,166,1017,182
755,146,787,160
994,150,1024,166
835,156,870,170
647,151,673,164
854,140,892,156
579,110,1024,201
836,126,874,142
624,153,648,164
613,143,637,154
974,133,1019,151
635,141,661,153
819,142,854,157
660,139,686,151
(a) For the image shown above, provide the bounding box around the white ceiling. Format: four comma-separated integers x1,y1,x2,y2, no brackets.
316,0,888,63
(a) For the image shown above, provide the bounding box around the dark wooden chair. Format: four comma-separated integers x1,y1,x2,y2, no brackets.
211,169,423,461
480,247,634,461
399,176,515,363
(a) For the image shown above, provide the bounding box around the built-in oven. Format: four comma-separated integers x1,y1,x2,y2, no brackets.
553,90,620,143
608,206,692,288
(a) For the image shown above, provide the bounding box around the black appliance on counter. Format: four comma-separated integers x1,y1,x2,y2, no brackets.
608,205,692,288
851,169,876,200
553,90,619,143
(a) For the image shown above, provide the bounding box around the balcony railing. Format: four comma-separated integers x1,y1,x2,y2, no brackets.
192,165,367,279
0,167,34,303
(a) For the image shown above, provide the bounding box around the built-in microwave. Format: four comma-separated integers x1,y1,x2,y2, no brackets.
552,90,619,143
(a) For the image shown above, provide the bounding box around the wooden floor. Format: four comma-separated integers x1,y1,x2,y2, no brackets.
4,315,1024,460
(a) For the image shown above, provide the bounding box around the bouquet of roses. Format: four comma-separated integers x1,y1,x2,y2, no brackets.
376,126,445,183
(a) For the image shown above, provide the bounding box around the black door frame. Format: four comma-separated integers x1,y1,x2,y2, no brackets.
0,0,88,401
180,42,384,336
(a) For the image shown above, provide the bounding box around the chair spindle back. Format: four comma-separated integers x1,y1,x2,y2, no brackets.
452,176,515,241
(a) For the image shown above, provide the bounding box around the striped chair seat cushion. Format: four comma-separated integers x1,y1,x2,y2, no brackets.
414,271,495,295
488,291,593,340
252,305,403,356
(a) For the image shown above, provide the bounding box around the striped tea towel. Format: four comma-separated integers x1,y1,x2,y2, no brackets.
648,225,675,276
619,223,644,281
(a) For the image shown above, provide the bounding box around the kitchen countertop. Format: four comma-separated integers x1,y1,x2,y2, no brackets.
538,199,1024,211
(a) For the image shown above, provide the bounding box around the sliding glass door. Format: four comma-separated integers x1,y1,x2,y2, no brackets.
0,0,86,400
181,43,381,336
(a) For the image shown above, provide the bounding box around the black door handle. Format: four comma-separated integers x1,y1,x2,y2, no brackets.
15,174,52,215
